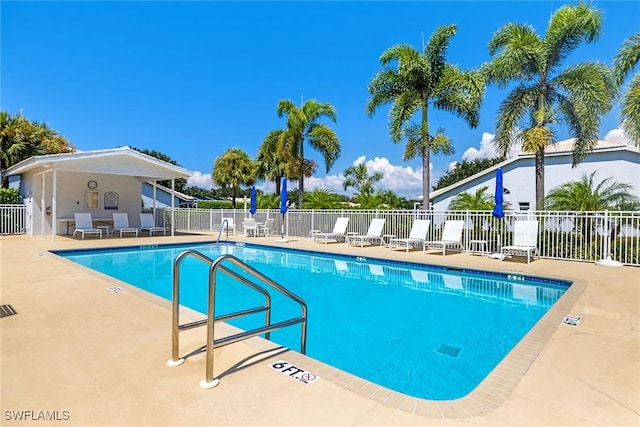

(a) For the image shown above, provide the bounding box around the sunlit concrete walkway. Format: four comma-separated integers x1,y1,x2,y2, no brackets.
1,232,638,426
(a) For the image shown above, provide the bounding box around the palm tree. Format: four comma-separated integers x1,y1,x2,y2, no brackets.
212,148,255,208
268,99,340,208
301,189,342,209
257,193,280,209
447,186,495,211
613,32,640,147
1,111,74,187
366,24,485,210
255,130,289,195
378,190,409,209
354,191,385,210
484,2,616,209
543,171,639,211
342,163,383,196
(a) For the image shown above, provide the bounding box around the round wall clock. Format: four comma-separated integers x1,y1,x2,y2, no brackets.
87,180,98,189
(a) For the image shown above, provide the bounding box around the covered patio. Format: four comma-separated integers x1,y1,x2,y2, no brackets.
4,146,193,240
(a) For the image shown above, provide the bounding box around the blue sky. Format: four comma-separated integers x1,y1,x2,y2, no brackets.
2,1,637,198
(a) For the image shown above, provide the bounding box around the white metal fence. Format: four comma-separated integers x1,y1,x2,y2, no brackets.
163,207,640,266
1,204,638,266
0,204,26,235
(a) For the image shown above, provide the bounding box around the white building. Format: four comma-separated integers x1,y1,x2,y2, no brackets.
4,147,193,238
430,140,640,211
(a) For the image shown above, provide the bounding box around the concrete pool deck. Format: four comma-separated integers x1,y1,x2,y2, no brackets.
1,232,638,426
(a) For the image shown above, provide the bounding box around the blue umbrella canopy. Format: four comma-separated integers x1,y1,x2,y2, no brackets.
280,178,288,214
492,168,504,219
249,186,257,215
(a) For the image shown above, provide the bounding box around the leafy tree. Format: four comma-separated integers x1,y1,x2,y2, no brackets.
268,99,340,207
1,111,74,187
342,163,383,196
0,188,21,204
212,148,255,208
448,186,496,210
132,147,188,192
543,171,640,211
301,189,342,209
484,2,616,209
434,156,505,190
613,32,640,146
366,24,485,210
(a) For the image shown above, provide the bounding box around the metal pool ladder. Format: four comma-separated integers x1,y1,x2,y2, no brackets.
167,250,308,389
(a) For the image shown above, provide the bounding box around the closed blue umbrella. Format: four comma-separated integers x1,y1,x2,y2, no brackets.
249,186,257,215
277,178,288,242
491,168,505,258
492,168,504,219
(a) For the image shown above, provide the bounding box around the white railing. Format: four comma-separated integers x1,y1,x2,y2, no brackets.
165,208,640,266
1,204,637,266
0,204,27,235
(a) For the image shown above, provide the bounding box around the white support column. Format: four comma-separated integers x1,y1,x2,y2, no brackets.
171,178,175,236
39,172,45,238
52,170,57,241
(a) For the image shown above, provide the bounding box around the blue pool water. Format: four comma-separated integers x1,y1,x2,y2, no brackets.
54,242,569,400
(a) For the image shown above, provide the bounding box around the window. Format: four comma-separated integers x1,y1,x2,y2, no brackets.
518,202,530,211
85,190,99,209
104,191,119,210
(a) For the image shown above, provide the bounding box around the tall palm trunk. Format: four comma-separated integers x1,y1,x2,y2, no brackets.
535,149,545,210
421,103,430,210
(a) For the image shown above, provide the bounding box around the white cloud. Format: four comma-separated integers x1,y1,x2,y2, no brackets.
186,171,214,189
461,131,523,162
604,127,634,146
462,132,498,161
304,156,426,199
448,161,458,171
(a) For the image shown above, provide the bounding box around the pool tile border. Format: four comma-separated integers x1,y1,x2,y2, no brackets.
50,240,586,418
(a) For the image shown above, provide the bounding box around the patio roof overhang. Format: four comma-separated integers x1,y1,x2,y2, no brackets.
5,146,193,181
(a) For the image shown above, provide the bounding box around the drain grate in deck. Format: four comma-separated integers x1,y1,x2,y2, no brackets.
0,304,18,318
436,344,461,358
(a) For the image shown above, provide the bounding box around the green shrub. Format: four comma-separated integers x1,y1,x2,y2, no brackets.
0,188,21,204
196,200,233,209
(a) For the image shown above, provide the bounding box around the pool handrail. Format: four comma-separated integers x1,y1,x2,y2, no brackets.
216,218,229,242
167,250,308,390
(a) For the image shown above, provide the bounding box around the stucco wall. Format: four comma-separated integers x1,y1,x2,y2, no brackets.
432,149,640,211
21,171,145,235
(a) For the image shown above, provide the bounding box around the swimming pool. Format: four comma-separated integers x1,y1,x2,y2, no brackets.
55,242,570,400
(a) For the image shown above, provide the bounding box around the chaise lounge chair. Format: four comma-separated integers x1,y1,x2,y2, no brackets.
347,218,386,247
139,213,166,236
313,217,350,244
501,220,539,263
423,220,464,255
112,213,138,237
389,219,431,252
72,213,102,239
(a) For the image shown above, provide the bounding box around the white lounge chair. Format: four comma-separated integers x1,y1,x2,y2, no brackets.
72,213,102,239
389,219,431,252
221,217,236,235
243,218,259,236
112,213,138,237
347,218,386,247
139,213,166,236
501,220,539,263
423,220,464,255
259,218,274,236
313,217,350,244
